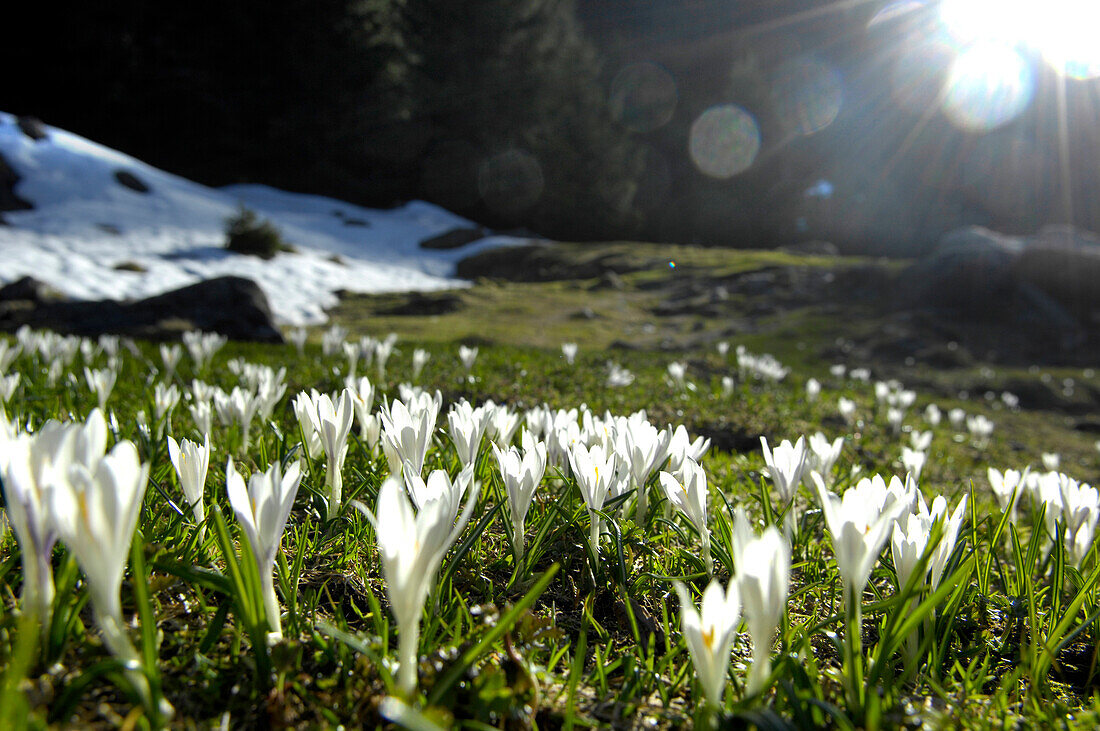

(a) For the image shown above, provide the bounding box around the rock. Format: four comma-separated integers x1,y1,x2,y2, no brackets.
898,226,1023,315
1014,229,1100,317
342,217,369,227
0,276,282,343
114,169,151,193
0,276,67,303
419,226,484,250
16,116,48,141
374,292,463,316
456,243,648,282
0,152,33,214
113,261,147,273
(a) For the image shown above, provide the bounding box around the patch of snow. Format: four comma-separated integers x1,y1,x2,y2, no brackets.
0,112,531,326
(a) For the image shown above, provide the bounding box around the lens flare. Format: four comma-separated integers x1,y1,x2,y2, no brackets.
688,105,761,179
942,42,1034,131
771,57,844,136
890,41,953,113
941,0,1100,80
609,62,679,133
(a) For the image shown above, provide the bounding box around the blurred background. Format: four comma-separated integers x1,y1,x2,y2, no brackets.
6,0,1099,256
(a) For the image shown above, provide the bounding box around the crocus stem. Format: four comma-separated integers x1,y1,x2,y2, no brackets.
702,535,713,576
93,601,159,720
397,618,421,697
24,545,55,632
636,484,648,528
746,648,772,697
260,569,282,639
325,465,342,521
845,587,865,714
587,512,601,560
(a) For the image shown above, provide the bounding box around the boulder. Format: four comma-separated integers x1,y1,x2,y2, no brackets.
0,152,33,214
16,116,48,141
897,226,1023,315
114,169,151,193
1014,227,1100,316
0,276,67,303
419,226,484,250
0,276,282,343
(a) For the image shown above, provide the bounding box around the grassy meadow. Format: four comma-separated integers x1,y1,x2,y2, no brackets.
2,244,1100,729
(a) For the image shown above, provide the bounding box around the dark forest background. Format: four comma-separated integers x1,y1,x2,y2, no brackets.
5,0,1099,255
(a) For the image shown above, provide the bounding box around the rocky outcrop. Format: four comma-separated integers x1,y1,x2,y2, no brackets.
0,275,283,342
419,226,484,250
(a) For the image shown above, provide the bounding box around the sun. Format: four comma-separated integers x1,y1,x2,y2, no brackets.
939,0,1100,80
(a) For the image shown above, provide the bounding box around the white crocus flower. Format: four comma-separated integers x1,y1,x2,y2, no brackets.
401,462,475,538
886,407,905,435
321,324,347,357
493,432,547,563
159,343,182,379
342,341,360,379
447,400,491,468
1042,452,1061,471
1059,478,1100,567
458,345,479,374
412,348,431,380
621,419,673,526
673,579,742,708
226,458,302,639
987,467,1028,524
293,391,325,460
355,475,479,695
305,390,354,520
807,432,843,488
924,403,942,427
658,458,711,573
900,446,927,483
667,361,687,390
153,382,180,438
948,408,966,430
966,414,994,446
721,376,735,397
760,436,808,506
561,342,578,365
910,430,933,452
734,526,790,696
3,410,111,625
0,372,20,404
344,375,376,440
380,398,437,479
838,397,857,424
805,378,821,402
487,403,522,448
45,439,168,717
812,472,908,609
84,366,117,411
288,327,308,356
665,424,710,476
1,432,59,625
374,335,396,380
189,398,214,441
569,442,619,554
167,435,210,539
214,386,260,453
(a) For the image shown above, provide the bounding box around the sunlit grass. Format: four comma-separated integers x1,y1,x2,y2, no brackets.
0,316,1098,728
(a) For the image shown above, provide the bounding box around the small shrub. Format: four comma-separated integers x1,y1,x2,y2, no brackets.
225,206,294,259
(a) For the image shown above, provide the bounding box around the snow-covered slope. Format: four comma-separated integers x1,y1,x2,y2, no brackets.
0,113,526,325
